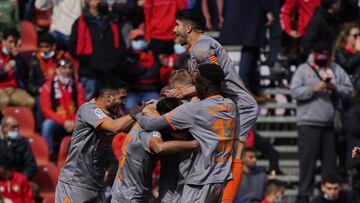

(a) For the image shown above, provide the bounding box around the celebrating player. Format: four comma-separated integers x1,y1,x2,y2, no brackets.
55,79,139,202
136,64,237,203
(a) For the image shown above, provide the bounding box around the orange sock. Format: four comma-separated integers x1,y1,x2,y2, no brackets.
221,159,243,203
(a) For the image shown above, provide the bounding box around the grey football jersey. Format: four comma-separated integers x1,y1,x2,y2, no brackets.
164,95,236,185
58,100,113,191
188,34,258,141
111,125,158,202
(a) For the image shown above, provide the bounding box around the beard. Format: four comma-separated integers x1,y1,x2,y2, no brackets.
109,103,122,115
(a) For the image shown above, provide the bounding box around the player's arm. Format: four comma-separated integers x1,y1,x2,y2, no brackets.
164,85,196,99
135,113,170,131
98,115,135,133
149,136,198,155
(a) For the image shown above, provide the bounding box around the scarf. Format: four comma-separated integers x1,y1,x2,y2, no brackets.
76,15,120,55
50,76,78,119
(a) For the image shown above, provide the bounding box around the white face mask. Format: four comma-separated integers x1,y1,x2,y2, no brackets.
2,47,9,55
131,40,146,51
7,131,20,140
174,44,186,54
41,50,55,59
59,75,70,85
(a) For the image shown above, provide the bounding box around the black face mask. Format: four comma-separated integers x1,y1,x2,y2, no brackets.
314,58,329,68
97,1,109,16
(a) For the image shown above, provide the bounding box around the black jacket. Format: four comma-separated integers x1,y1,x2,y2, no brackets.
69,9,126,78
220,0,272,47
302,7,339,55
335,48,360,76
0,137,37,179
310,190,354,203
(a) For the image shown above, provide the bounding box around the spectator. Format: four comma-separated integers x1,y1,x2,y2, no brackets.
235,147,268,203
201,0,224,30
333,23,360,85
144,0,187,55
0,116,37,180
35,0,85,50
69,0,126,101
0,153,34,203
123,30,160,112
18,0,35,21
0,28,34,111
310,174,354,203
40,58,86,161
280,0,321,39
0,0,19,39
291,46,353,203
301,0,341,57
29,33,65,130
261,180,285,203
220,0,274,101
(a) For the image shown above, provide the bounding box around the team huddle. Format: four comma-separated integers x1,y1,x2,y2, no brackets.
54,9,259,203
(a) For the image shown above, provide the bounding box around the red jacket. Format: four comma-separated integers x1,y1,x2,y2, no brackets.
40,77,86,126
0,45,17,89
280,0,321,36
0,170,34,203
144,0,187,41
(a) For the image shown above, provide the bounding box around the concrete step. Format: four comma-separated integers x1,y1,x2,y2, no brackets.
259,103,297,109
257,116,297,123
257,160,321,168
264,88,292,95
257,131,297,138
274,146,298,153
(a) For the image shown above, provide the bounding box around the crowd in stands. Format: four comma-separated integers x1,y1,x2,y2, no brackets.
0,0,360,202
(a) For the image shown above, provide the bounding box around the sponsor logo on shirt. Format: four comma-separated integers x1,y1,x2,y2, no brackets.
95,108,106,119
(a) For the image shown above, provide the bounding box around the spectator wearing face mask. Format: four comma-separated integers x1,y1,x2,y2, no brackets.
310,175,354,203
69,0,127,101
0,116,37,180
123,29,161,112
0,28,34,111
40,58,86,161
291,46,353,203
29,33,66,130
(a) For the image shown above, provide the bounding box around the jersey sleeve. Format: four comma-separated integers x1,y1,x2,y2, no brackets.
140,130,162,153
192,40,220,65
80,104,109,129
164,103,196,131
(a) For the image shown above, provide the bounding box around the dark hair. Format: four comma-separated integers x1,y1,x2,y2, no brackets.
321,0,340,9
3,28,20,40
264,180,285,196
322,174,341,184
156,97,183,115
175,9,206,32
39,32,55,45
98,78,128,98
243,147,257,153
198,64,225,87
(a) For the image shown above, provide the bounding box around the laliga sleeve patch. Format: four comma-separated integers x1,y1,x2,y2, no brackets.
95,108,106,119
152,131,162,138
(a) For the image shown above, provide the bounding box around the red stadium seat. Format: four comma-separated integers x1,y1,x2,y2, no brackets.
57,136,71,167
31,163,60,199
33,9,52,28
28,134,50,165
20,21,38,52
2,106,35,137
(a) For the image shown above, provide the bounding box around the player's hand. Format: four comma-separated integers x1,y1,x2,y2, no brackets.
164,87,186,99
64,120,75,133
312,81,327,92
266,12,274,27
352,147,360,159
142,101,160,117
289,30,301,39
129,103,145,119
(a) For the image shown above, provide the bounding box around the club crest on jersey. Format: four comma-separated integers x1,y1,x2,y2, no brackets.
95,108,106,119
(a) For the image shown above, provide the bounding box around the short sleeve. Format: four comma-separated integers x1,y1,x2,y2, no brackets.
192,40,219,65
140,131,162,153
80,104,109,129
164,103,195,131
